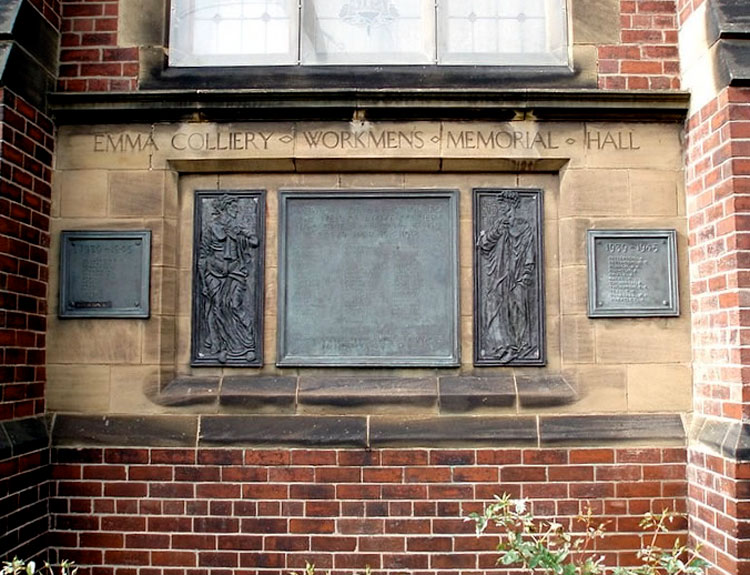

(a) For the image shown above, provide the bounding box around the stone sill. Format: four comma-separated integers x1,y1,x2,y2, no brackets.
49,413,686,449
0,416,49,460
691,415,750,460
155,374,578,414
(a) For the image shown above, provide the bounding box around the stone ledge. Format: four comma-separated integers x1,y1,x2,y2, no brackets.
154,374,576,414
539,414,685,446
439,376,515,412
159,376,220,407
0,416,49,459
370,416,538,447
49,413,686,448
200,415,367,447
717,40,750,86
221,376,297,412
52,414,198,447
299,377,437,412
517,375,578,408
707,0,750,45
691,416,750,461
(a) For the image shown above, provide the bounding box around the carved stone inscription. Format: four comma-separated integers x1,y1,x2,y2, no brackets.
277,191,460,367
192,192,265,366
588,230,679,317
59,230,151,318
474,189,545,366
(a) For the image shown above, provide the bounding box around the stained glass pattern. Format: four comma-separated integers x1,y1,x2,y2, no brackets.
301,0,434,64
170,0,297,66
439,0,568,65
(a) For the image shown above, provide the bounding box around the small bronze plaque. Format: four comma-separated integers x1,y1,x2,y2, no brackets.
474,189,545,366
277,190,460,367
191,191,265,366
59,230,151,318
587,229,679,317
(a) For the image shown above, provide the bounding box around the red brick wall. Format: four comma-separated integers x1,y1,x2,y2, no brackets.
0,88,53,422
598,0,680,90
49,446,687,575
685,85,750,575
677,0,705,25
685,87,750,422
59,0,138,92
688,450,750,575
0,444,50,560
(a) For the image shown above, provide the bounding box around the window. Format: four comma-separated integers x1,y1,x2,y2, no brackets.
168,0,569,68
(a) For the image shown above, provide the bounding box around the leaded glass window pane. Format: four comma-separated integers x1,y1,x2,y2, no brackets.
168,0,569,67
170,0,298,66
301,0,434,64
438,0,568,65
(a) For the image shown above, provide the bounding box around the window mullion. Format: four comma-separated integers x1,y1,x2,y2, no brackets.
298,0,303,65
434,0,439,64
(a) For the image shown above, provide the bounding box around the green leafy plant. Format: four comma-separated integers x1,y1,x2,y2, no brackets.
2,558,77,575
469,494,706,575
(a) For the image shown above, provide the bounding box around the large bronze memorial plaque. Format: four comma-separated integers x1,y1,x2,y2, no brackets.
277,191,460,367
59,230,151,318
587,229,679,317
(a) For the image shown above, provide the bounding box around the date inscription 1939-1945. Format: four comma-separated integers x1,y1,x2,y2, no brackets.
474,189,545,366
587,229,679,318
191,191,265,366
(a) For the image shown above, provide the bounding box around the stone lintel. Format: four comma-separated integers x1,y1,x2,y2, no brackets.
0,416,49,458
49,89,691,125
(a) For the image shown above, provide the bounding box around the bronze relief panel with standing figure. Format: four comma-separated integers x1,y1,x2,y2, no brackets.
191,191,265,366
474,188,545,366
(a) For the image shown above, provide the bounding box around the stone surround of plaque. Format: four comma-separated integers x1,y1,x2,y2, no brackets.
277,190,460,367
587,229,679,317
59,230,151,318
191,191,265,366
474,189,545,366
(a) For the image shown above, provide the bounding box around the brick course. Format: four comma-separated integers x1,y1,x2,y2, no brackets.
58,0,138,92
684,81,750,575
0,446,50,560
49,446,687,575
685,87,750,421
598,0,681,90
0,88,53,422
